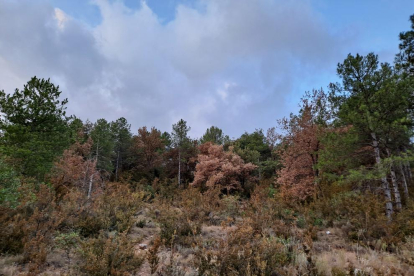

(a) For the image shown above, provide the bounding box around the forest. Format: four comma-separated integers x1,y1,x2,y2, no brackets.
1,12,414,276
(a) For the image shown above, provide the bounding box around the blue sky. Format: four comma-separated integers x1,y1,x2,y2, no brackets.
1,0,413,138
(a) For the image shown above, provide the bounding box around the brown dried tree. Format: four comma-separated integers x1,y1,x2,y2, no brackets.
277,90,328,202
192,142,257,193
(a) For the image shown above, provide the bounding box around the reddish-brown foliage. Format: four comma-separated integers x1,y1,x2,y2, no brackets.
277,90,327,202
131,127,164,178
191,142,257,193
51,138,100,197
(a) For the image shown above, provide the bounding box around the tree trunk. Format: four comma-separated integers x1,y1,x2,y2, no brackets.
88,173,94,199
96,140,100,167
387,149,402,211
404,161,412,183
178,150,181,187
115,149,120,181
371,133,393,220
398,162,409,202
390,165,402,211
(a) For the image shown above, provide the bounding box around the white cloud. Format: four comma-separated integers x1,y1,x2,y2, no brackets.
0,0,348,137
54,8,68,30
216,81,236,102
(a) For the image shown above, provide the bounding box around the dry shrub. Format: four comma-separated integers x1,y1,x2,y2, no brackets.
151,177,181,203
74,183,145,236
158,207,201,247
315,248,411,276
0,206,25,254
245,184,294,238
393,200,414,238
22,184,64,273
0,182,67,275
56,187,87,231
221,195,240,219
193,220,292,276
0,254,23,276
147,236,162,274
0,180,39,255
181,187,222,220
313,191,392,244
54,231,80,269
78,231,144,276
0,183,63,274
1,180,145,274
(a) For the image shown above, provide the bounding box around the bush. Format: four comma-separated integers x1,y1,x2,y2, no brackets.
73,183,145,237
78,231,143,276
0,207,24,254
193,221,291,275
158,208,201,247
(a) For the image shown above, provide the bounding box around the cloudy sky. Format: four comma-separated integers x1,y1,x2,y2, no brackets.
0,0,413,138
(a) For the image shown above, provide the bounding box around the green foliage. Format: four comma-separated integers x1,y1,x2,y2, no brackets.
161,131,172,149
171,119,196,185
234,129,277,179
0,157,20,208
396,14,414,75
171,119,191,149
0,77,71,180
200,126,229,145
235,129,270,161
55,231,80,251
331,53,413,146
90,118,115,173
110,117,132,180
317,127,361,182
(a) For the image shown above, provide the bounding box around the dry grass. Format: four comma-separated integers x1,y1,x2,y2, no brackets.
0,254,23,276
314,235,414,276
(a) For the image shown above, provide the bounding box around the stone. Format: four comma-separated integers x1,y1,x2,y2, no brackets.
138,243,147,250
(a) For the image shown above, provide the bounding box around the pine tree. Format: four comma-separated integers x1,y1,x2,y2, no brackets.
90,119,115,174
171,119,191,186
0,77,71,180
110,118,132,181
330,53,414,219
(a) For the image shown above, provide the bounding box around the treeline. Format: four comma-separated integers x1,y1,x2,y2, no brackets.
0,82,277,194
1,13,414,276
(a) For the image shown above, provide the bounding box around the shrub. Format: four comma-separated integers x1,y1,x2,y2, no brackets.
78,231,143,276
147,236,162,274
158,208,201,247
54,231,80,268
74,183,145,237
193,221,291,275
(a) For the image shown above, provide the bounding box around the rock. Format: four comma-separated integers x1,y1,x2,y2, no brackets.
138,243,147,250
154,209,160,218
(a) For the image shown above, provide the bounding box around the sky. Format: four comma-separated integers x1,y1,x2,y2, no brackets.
0,0,413,139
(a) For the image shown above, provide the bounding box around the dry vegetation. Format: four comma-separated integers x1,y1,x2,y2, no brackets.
2,179,414,275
